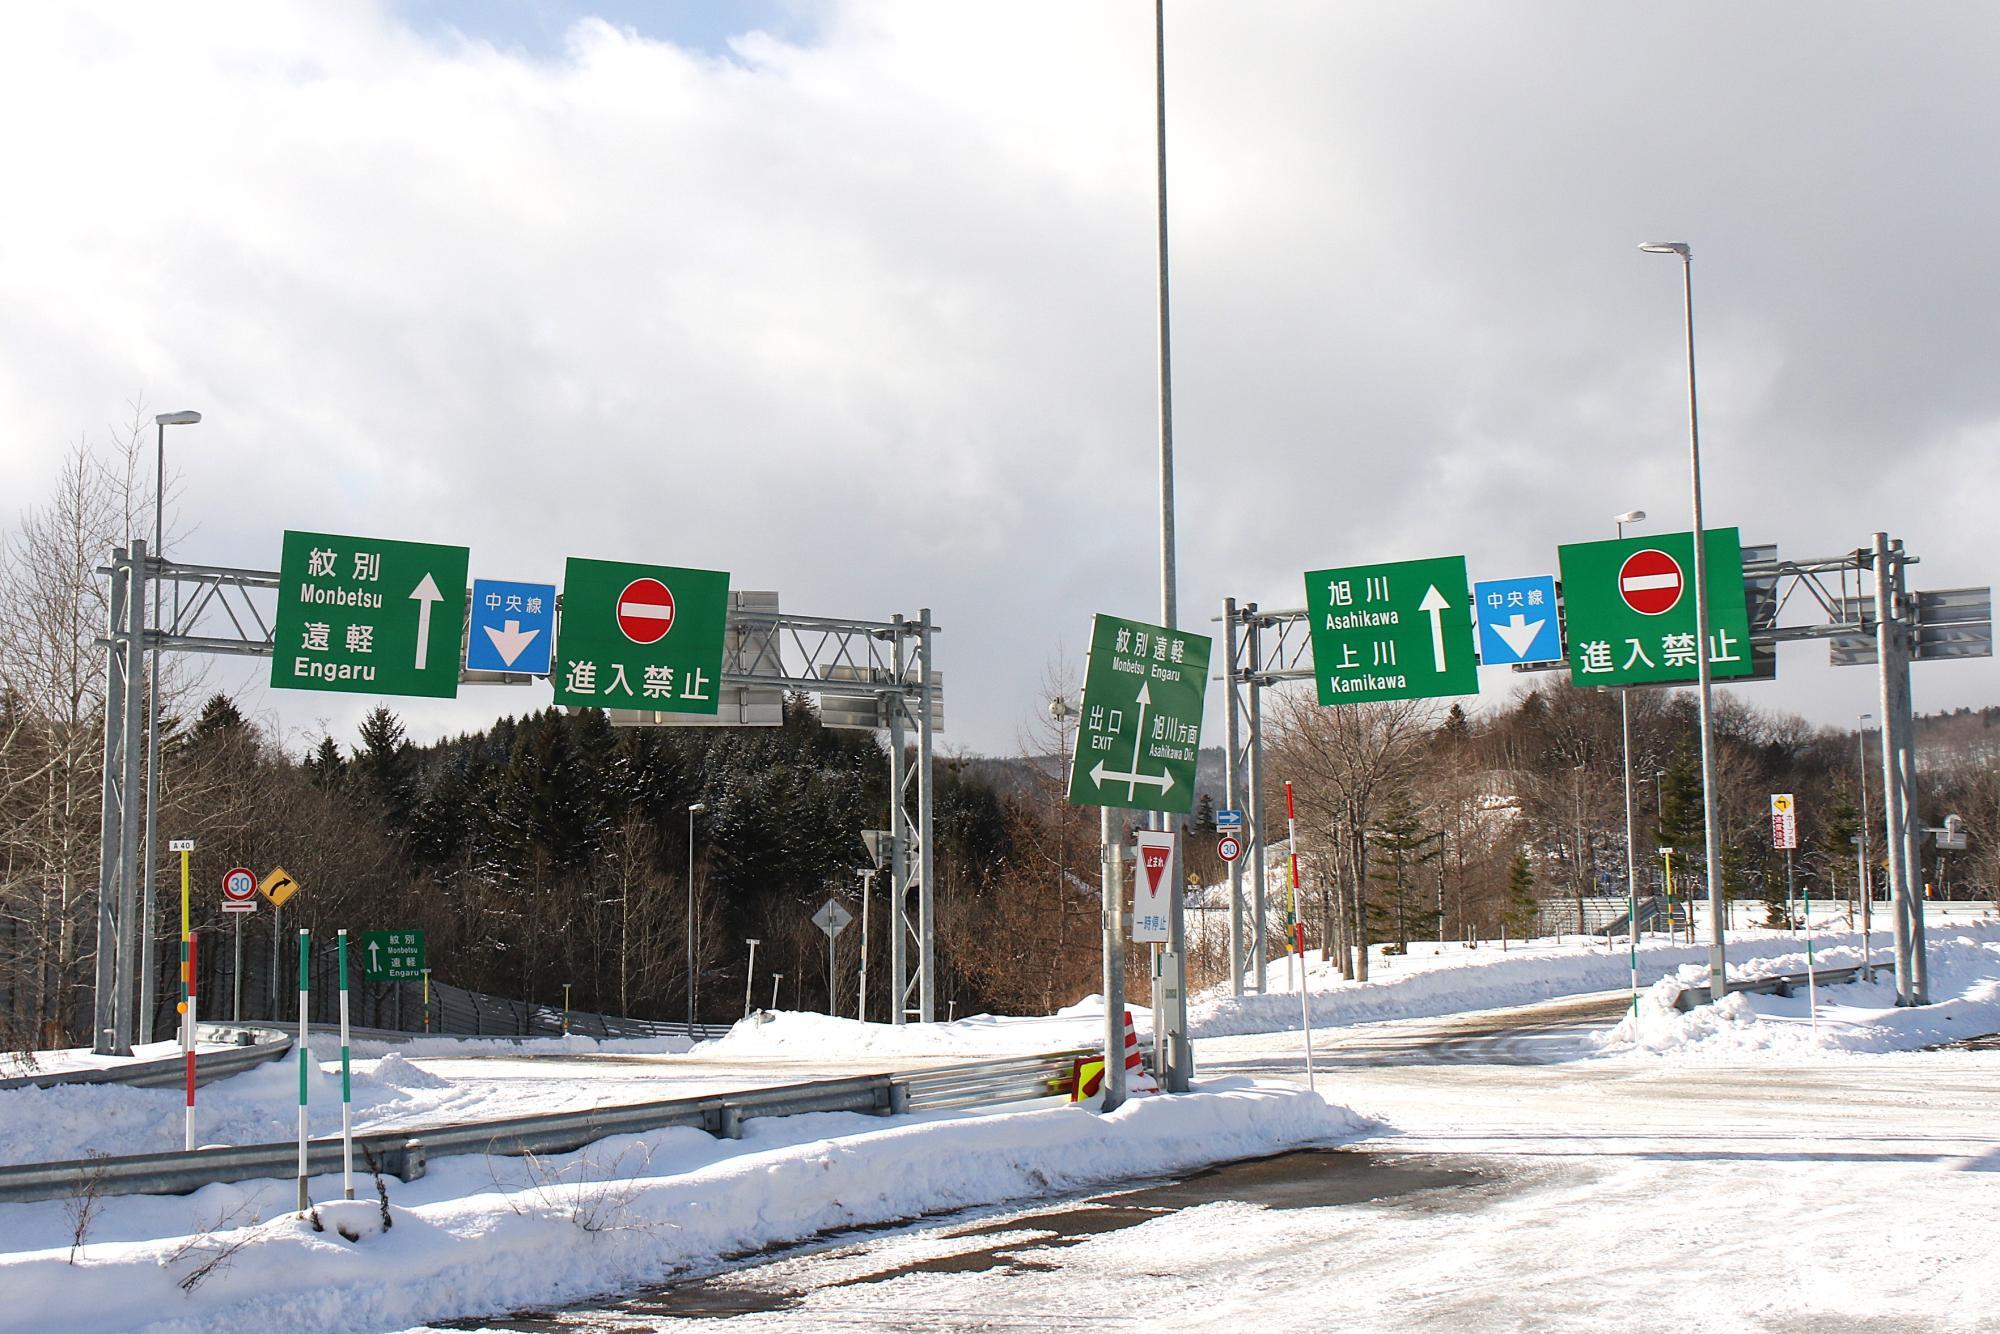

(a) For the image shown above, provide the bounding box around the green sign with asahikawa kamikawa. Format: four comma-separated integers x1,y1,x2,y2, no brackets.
1303,554,1479,705
271,530,469,699
1066,613,1211,815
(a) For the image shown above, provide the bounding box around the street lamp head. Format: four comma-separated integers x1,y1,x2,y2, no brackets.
688,802,707,814
1615,510,1647,525
1638,242,1690,257
154,410,202,426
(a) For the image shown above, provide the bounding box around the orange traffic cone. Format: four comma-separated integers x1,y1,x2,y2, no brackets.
1122,1008,1158,1094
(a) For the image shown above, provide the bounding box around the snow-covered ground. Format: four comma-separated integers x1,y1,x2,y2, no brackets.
6,912,2000,1331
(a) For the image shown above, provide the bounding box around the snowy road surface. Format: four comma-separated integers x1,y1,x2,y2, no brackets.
489,990,2000,1332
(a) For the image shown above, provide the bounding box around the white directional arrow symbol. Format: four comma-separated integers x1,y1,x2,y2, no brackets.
482,619,541,668
1125,682,1152,795
1419,585,1453,672
1091,759,1176,794
1492,612,1546,660
410,573,445,671
367,939,382,972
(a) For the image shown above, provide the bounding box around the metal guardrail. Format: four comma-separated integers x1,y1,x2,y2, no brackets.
1672,961,1881,1012
0,1023,292,1092
0,1046,1105,1205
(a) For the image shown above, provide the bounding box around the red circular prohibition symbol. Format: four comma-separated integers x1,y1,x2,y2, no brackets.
1617,549,1685,616
221,867,258,902
616,578,676,644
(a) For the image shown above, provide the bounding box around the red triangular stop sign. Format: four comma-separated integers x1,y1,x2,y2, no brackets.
1140,845,1170,893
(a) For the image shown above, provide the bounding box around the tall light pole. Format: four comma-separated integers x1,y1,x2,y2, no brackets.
686,802,706,1033
1152,0,1191,1096
1639,241,1727,1002
140,409,200,1042
1615,510,1646,1002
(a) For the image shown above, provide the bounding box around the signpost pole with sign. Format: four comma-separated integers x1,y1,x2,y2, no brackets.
1066,613,1211,1109
166,836,195,1146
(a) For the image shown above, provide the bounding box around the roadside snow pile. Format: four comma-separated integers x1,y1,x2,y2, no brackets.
698,1007,1103,1059
0,1079,1365,1334
346,1031,693,1059
1597,923,2000,1059
1190,930,1884,1038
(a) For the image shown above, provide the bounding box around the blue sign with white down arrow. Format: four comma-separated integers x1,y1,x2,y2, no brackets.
466,578,557,675
1473,575,1562,665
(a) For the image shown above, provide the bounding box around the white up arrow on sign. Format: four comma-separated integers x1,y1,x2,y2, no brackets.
1419,585,1453,672
481,619,541,668
1491,613,1548,659
410,573,445,670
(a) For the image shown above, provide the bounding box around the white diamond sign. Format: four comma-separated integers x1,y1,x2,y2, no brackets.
812,898,854,939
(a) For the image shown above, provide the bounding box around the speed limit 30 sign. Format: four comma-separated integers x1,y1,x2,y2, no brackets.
1217,833,1243,863
221,866,259,914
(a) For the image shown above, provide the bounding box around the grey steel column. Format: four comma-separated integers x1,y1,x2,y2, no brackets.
1221,597,1245,996
1622,687,1639,952
1890,545,1928,1004
115,539,148,1053
887,615,908,1026
140,562,161,1044
1100,807,1127,1111
1857,717,1873,981
91,549,131,1054
1872,533,1912,1005
1245,609,1268,995
916,608,937,1024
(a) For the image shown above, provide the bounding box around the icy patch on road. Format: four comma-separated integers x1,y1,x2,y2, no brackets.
0,1080,1364,1334
1597,924,2000,1059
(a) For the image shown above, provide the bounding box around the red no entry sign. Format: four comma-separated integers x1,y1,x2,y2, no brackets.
616,578,676,644
1618,549,1684,616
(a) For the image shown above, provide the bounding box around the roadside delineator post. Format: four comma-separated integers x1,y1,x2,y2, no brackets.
1286,782,1315,1092
296,928,310,1213
182,932,198,1151
338,928,354,1200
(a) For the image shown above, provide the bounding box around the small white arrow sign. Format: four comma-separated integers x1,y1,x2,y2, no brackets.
367,940,382,970
1090,760,1175,793
482,619,541,668
1419,585,1452,672
410,573,445,671
1492,613,1546,659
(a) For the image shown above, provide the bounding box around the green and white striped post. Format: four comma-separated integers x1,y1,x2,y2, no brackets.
296,928,310,1213
337,928,354,1200
1803,882,1820,1043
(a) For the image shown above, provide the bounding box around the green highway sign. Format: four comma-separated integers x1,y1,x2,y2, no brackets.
272,530,470,698
1066,613,1211,815
1304,555,1478,705
1557,527,1754,687
360,929,426,982
551,557,731,714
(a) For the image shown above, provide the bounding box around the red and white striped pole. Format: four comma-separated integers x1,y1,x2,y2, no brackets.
1286,781,1314,1091
182,933,198,1151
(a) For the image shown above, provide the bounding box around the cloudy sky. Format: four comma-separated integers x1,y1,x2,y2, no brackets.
2,1,1994,758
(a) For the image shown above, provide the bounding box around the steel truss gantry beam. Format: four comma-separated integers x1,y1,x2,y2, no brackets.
92,552,941,1052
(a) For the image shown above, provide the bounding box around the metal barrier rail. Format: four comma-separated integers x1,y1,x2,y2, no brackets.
0,1023,292,1093
0,1046,1102,1205
1672,960,1881,1012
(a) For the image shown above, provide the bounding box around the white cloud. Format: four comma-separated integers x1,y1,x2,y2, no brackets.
1,1,1994,756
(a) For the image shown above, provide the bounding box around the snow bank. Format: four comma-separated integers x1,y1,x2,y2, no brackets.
696,1007,1103,1059
1598,923,2000,1059
0,1080,1365,1333
1188,929,1906,1038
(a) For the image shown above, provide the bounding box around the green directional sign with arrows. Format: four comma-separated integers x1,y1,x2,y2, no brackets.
272,530,469,699
1066,613,1211,815
1304,555,1478,705
360,929,426,982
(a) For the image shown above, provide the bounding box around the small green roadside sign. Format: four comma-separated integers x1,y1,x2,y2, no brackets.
272,530,470,699
360,929,426,982
551,557,731,714
1304,555,1478,705
1557,527,1754,687
1066,613,1211,815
